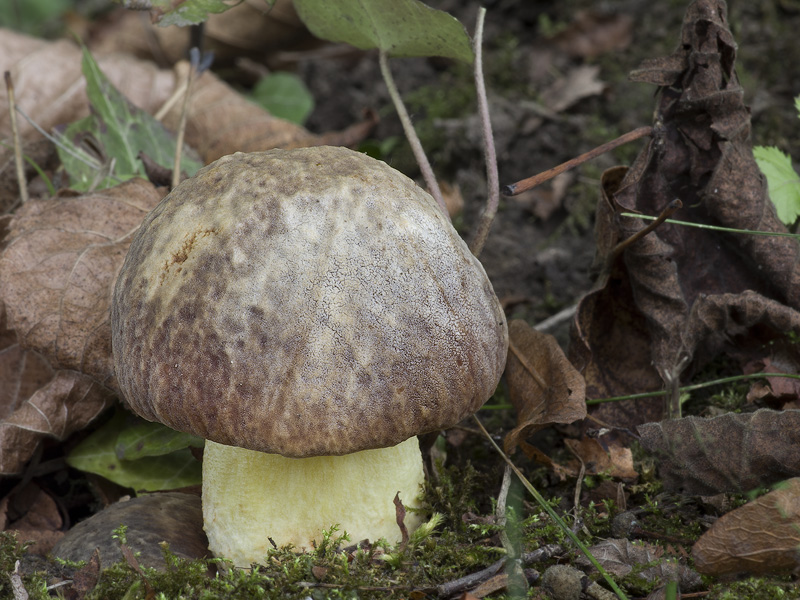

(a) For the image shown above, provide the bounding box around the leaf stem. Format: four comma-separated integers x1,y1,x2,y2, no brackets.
378,49,447,216
4,71,28,204
502,126,652,196
585,372,800,405
468,7,500,258
621,213,800,240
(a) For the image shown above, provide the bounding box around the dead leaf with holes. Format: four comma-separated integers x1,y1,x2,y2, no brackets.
571,0,800,429
693,477,800,576
637,409,800,495
0,179,162,473
503,319,586,455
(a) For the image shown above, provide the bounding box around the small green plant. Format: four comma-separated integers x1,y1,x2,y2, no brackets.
753,95,800,227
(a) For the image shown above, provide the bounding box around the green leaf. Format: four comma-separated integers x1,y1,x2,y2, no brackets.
57,46,203,192
115,420,204,460
795,94,800,119
67,410,203,492
251,72,315,125
293,0,474,62
753,145,800,226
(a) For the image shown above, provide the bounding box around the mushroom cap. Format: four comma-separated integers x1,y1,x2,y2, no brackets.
112,146,508,457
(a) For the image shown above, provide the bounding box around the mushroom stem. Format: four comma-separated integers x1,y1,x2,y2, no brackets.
202,436,425,566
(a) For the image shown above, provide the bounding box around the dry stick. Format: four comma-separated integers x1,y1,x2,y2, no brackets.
468,7,500,258
4,71,28,204
435,544,563,598
378,49,447,215
171,62,196,190
502,125,653,196
607,198,683,265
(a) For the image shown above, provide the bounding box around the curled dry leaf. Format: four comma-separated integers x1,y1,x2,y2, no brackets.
570,168,665,428
0,370,114,475
0,178,163,388
692,477,800,576
503,319,586,454
572,0,800,428
637,409,800,495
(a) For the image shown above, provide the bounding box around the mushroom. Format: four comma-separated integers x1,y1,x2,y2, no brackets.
111,146,508,567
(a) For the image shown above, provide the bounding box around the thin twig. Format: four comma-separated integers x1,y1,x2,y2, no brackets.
608,198,682,263
378,49,446,215
5,71,28,204
435,545,562,598
172,55,196,189
468,7,500,258
503,126,652,196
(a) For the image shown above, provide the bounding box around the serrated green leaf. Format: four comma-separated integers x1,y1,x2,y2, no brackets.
56,46,203,192
67,410,203,492
251,72,314,125
293,0,473,62
116,420,204,460
753,145,800,226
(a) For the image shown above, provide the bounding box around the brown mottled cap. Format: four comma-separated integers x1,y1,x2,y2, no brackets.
112,146,508,457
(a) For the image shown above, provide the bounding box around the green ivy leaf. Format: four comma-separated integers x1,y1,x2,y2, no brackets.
293,0,473,63
67,410,203,492
57,46,202,192
251,72,315,125
116,420,204,460
753,145,800,226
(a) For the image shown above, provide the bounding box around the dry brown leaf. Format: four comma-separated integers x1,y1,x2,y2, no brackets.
550,10,634,59
0,301,54,422
0,370,114,475
564,436,638,482
0,179,163,388
570,167,665,428
692,477,800,576
503,319,586,454
162,61,374,163
1,481,64,555
90,0,310,67
572,0,800,429
637,409,800,494
540,65,606,114
578,538,701,591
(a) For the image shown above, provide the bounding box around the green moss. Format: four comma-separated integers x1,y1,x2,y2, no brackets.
705,576,800,600
0,533,49,600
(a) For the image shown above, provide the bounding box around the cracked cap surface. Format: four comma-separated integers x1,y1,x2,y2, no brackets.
112,146,508,457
